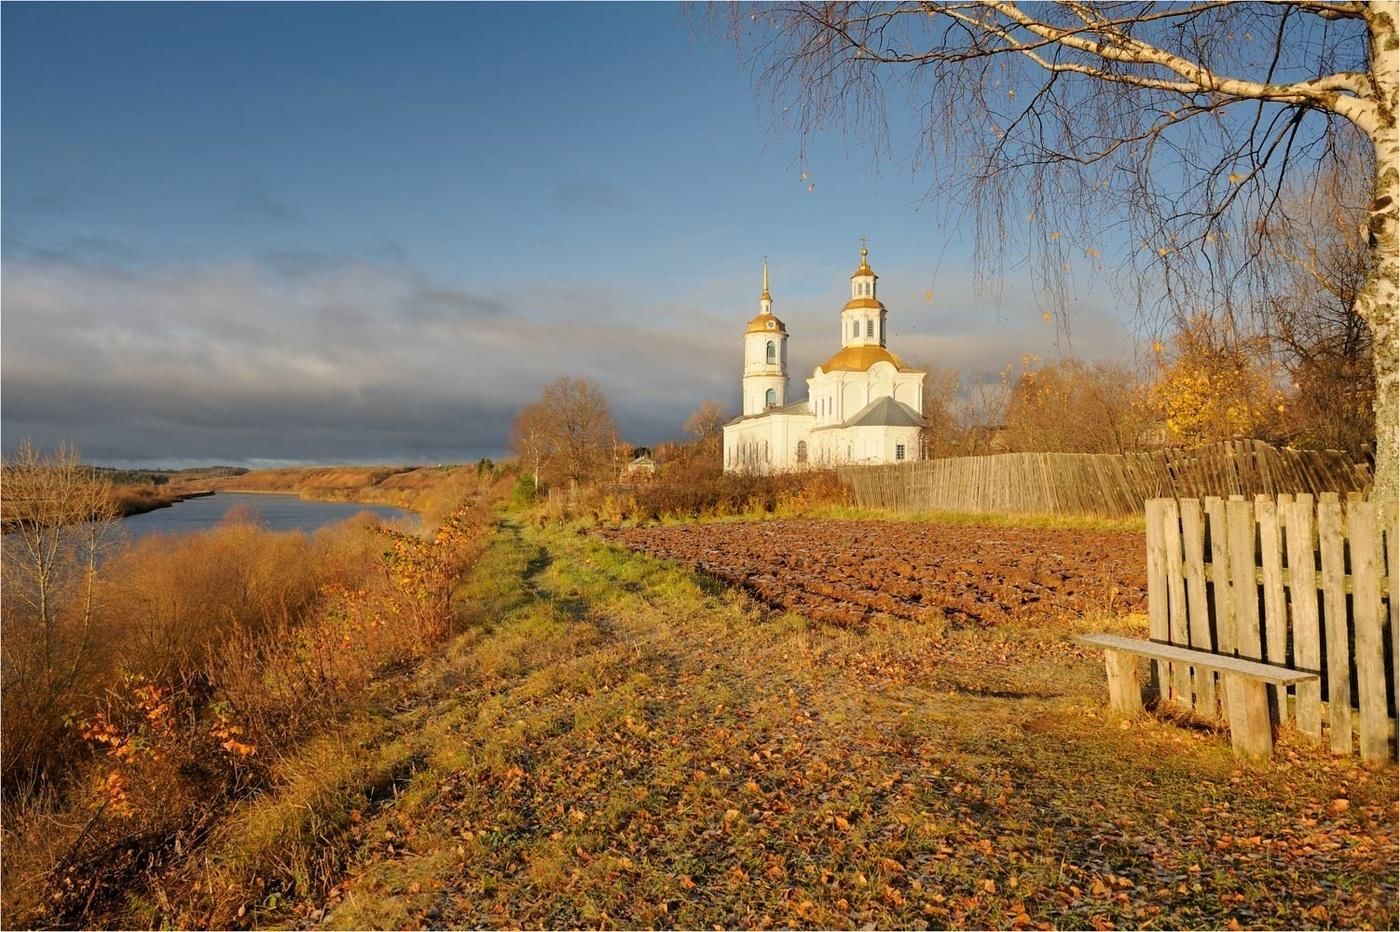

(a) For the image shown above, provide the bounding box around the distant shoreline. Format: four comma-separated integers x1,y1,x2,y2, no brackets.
113,488,215,518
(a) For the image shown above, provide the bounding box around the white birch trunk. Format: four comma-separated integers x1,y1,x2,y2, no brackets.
1360,1,1399,500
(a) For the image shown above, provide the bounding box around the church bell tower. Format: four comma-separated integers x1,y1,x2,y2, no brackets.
841,241,887,348
742,258,789,415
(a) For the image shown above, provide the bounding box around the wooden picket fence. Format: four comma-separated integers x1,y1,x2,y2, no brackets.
840,441,1371,517
1145,494,1398,762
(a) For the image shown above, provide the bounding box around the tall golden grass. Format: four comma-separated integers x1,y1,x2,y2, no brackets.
1,474,500,927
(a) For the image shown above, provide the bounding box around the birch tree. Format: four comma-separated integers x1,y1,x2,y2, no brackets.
725,1,1398,497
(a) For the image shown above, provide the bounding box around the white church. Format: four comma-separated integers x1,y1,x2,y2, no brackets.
723,245,926,473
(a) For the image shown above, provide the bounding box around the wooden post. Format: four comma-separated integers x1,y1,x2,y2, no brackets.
1180,499,1217,718
1104,650,1143,715
1256,496,1289,724
1224,673,1275,759
1205,497,1235,654
1283,496,1322,741
1318,499,1352,755
1163,499,1192,705
1227,499,1262,663
1347,502,1388,763
1146,499,1169,701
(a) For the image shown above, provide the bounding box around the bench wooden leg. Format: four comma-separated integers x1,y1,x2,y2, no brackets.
1104,649,1142,715
1224,674,1274,758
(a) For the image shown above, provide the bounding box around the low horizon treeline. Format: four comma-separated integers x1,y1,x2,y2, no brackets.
0,443,505,926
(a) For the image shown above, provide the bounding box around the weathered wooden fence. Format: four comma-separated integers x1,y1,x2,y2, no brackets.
840,441,1371,517
1145,494,1397,762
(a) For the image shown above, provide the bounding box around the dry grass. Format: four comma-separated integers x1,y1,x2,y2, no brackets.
0,479,498,928
8,500,1393,929
143,516,1397,931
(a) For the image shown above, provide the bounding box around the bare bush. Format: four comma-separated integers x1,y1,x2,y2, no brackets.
1,442,117,795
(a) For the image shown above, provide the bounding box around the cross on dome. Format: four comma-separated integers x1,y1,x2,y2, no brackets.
852,239,876,278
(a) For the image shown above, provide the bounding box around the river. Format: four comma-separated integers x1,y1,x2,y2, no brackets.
116,491,415,541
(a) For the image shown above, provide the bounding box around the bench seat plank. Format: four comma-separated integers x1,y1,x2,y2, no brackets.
1076,634,1317,686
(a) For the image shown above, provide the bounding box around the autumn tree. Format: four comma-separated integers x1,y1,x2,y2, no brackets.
1256,154,1376,457
1152,316,1282,445
511,377,620,489
1,441,117,793
724,1,1399,498
684,400,729,446
958,368,1014,455
1004,357,1158,453
682,400,728,464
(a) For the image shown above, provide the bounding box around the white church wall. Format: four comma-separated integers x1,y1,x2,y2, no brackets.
841,381,865,418
723,411,816,474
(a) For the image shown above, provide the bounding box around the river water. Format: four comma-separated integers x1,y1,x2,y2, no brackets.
116,492,415,541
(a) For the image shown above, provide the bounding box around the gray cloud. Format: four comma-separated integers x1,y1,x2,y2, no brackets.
1,250,736,465
1,247,1137,468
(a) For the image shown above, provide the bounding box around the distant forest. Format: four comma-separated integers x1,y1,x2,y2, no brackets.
86,465,249,486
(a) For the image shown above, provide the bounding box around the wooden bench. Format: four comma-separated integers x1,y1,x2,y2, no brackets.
1076,633,1320,759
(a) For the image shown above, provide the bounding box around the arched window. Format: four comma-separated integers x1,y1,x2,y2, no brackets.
796,440,808,464
766,340,776,364
765,388,777,407
852,320,860,338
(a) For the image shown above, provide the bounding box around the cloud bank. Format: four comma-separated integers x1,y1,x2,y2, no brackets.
1,245,1136,467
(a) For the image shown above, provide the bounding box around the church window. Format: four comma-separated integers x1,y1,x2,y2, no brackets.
765,388,776,408
866,320,874,338
796,441,808,464
766,340,776,364
896,443,906,462
852,320,859,338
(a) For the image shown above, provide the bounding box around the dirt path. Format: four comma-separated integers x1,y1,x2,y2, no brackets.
597,519,1147,629
296,520,1395,930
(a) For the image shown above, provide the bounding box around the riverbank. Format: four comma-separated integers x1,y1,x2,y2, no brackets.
210,463,496,525
110,486,215,518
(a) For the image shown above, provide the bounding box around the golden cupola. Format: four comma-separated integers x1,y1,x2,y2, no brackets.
746,257,787,333
841,241,887,348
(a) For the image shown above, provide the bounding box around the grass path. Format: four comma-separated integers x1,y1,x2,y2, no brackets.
280,518,1397,930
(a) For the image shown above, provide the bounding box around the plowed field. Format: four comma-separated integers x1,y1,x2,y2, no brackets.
597,519,1147,627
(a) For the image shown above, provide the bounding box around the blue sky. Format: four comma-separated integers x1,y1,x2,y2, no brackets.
3,2,1134,465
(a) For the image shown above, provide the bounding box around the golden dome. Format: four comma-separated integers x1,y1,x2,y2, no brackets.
850,245,877,279
818,345,912,372
842,296,885,311
747,312,786,334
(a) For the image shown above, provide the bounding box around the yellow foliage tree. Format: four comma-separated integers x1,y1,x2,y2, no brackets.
1154,318,1279,446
